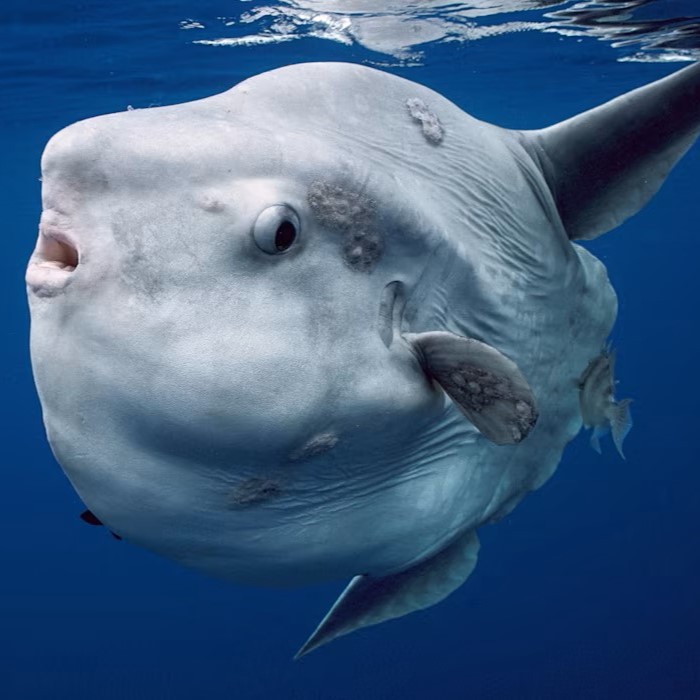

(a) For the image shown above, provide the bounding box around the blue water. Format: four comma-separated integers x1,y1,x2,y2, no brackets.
3,1,700,698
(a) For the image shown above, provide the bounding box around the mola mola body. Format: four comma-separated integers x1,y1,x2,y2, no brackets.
26,62,700,655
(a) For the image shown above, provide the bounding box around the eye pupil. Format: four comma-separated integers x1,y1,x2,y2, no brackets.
252,205,300,255
275,220,297,252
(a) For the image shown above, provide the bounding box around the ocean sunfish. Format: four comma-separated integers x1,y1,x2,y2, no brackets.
26,62,700,656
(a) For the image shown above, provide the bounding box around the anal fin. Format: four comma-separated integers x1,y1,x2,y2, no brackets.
295,529,480,658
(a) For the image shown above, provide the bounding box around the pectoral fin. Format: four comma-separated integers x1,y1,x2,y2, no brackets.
405,331,538,445
296,530,480,659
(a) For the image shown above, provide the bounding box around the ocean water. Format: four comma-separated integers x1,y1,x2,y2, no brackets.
3,1,700,698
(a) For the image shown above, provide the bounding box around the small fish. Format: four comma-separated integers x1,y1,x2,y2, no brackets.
579,348,633,458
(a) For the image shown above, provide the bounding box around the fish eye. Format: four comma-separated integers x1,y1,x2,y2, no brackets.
252,205,300,255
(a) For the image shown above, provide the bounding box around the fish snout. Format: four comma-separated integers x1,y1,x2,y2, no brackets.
27,120,113,297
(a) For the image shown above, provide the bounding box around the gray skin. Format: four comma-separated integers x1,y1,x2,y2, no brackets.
27,62,700,654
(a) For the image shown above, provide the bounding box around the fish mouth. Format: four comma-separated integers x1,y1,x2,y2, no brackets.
26,222,80,296
378,281,406,348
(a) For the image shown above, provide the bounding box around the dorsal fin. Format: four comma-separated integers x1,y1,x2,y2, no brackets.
520,62,700,240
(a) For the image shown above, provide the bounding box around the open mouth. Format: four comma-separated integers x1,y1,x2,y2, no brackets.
26,225,80,296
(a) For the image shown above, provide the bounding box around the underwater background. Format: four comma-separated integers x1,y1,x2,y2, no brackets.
2,1,699,698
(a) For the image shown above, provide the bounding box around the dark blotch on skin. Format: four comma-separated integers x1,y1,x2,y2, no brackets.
288,432,339,462
445,366,513,412
342,230,383,274
445,366,537,442
308,182,375,229
308,181,384,272
507,399,538,443
229,477,281,508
